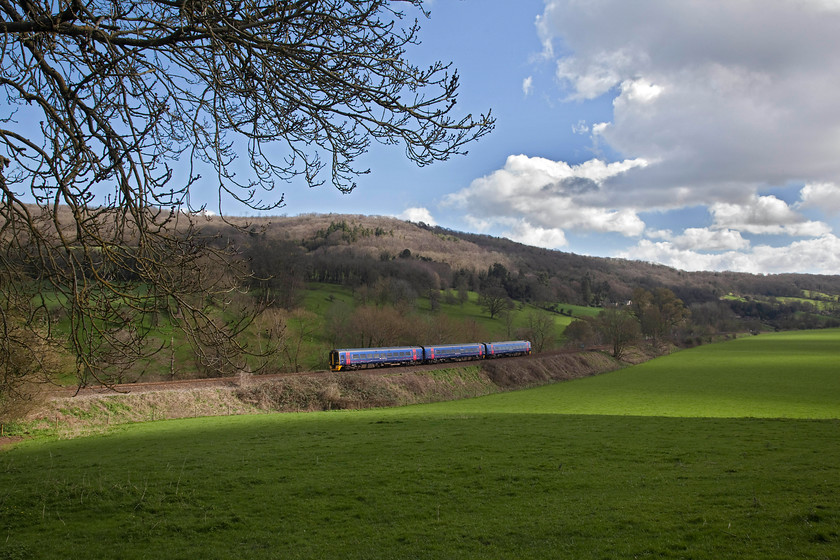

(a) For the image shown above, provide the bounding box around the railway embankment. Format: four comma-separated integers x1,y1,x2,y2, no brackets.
23,349,631,438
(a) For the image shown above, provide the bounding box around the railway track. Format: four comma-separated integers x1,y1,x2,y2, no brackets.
61,346,609,397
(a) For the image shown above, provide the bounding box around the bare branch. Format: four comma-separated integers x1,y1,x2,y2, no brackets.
0,0,494,391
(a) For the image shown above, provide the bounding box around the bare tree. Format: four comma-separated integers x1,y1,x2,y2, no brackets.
562,317,597,348
0,1,494,388
630,287,690,346
0,302,68,425
478,286,511,320
520,310,556,353
595,307,639,360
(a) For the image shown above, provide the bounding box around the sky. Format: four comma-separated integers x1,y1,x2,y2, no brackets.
41,0,840,276
272,0,840,276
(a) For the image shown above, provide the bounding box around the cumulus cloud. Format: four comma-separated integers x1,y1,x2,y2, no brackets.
620,235,840,274
437,1,840,272
645,228,673,240
535,0,840,207
444,154,648,243
670,228,750,252
799,182,840,215
620,78,663,104
710,195,831,236
456,0,840,273
503,220,567,249
398,207,437,226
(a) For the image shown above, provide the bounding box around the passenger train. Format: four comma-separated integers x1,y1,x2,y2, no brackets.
329,340,531,372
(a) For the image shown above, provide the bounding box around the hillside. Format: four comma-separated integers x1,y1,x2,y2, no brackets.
4,210,839,404
204,213,514,275
205,212,840,330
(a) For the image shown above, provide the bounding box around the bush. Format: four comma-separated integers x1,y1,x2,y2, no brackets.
1,322,67,424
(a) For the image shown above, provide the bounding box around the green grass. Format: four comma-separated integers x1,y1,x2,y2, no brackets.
428,329,840,419
2,330,839,559
776,295,839,313
723,291,840,314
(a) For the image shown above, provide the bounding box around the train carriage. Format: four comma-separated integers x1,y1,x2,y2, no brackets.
423,342,486,363
329,346,423,371
329,340,531,371
485,340,531,357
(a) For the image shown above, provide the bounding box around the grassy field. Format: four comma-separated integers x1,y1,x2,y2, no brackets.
2,330,839,559
428,329,840,419
723,291,840,316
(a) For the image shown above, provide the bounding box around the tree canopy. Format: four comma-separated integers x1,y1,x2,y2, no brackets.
0,0,494,388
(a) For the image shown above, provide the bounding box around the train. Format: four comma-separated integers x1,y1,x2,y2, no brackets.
329,340,531,371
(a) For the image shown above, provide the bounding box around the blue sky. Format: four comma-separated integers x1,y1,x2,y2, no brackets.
243,0,840,275
22,0,839,276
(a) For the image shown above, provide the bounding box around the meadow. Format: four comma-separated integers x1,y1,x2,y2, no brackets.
1,330,839,559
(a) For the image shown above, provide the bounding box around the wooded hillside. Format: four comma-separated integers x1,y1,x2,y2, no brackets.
206,213,840,332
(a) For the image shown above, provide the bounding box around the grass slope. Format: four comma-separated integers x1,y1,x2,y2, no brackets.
425,329,840,419
2,330,839,559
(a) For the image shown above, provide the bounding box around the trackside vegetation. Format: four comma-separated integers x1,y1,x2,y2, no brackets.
1,330,839,559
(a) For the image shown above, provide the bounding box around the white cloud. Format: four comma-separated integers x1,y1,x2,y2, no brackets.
503,220,567,249
444,154,648,237
620,78,662,104
799,182,840,215
537,0,840,208
522,76,534,96
398,207,437,226
645,228,673,240
620,235,840,274
669,228,750,252
441,0,840,273
571,120,589,135
463,214,493,233
554,48,639,100
591,122,609,136
710,195,831,236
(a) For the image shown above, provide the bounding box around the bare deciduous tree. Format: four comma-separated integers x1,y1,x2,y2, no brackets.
0,303,68,424
520,310,556,353
478,286,511,320
0,0,494,388
630,287,690,346
595,307,639,360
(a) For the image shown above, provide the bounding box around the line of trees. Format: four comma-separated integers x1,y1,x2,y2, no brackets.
564,288,691,359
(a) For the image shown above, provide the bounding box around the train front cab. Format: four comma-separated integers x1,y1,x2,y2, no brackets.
330,347,423,371
329,350,343,371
